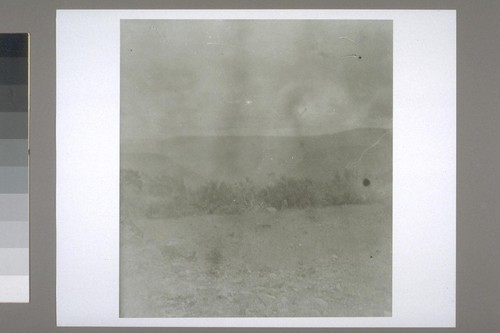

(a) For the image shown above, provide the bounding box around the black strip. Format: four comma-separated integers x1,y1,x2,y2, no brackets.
0,34,28,58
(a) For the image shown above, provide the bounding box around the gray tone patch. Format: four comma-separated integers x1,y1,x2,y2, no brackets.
0,58,28,85
0,167,28,193
0,85,28,112
0,248,29,275
0,34,28,58
0,221,28,248
0,194,28,221
0,140,28,166
0,112,28,139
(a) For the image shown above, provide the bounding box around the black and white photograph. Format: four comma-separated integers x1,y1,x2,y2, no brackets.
119,19,393,318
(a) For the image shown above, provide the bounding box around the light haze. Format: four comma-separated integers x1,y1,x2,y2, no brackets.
121,20,392,141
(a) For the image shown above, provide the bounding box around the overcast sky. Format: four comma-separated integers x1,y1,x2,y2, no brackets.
121,20,392,140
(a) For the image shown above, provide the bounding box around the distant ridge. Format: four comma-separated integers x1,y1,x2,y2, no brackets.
121,127,392,186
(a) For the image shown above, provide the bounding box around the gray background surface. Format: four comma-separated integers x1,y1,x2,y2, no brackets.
0,0,498,332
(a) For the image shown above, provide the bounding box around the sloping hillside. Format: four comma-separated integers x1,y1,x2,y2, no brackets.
121,203,392,317
120,152,206,187
121,128,392,186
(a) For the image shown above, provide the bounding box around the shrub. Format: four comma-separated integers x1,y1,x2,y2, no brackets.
193,181,229,214
193,180,255,215
124,168,378,219
259,176,317,209
120,169,143,193
120,169,146,218
148,175,187,198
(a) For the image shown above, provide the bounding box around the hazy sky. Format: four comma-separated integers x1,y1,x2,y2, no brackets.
121,20,392,140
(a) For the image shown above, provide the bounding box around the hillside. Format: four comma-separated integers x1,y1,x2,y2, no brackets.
120,152,206,187
121,203,392,317
121,128,392,186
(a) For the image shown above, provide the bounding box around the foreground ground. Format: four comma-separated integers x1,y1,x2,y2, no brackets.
120,203,391,317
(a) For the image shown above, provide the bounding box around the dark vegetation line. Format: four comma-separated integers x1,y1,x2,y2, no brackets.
121,169,390,220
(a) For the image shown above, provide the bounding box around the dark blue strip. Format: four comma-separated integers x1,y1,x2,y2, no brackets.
0,34,28,58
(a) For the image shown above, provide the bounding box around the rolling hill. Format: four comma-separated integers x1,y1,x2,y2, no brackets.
121,128,392,187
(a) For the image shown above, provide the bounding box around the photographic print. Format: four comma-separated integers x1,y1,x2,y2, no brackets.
57,8,455,327
120,19,393,318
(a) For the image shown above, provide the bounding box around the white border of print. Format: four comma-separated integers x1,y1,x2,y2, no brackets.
56,10,456,327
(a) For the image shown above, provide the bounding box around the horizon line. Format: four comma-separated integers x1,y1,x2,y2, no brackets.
121,126,393,141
